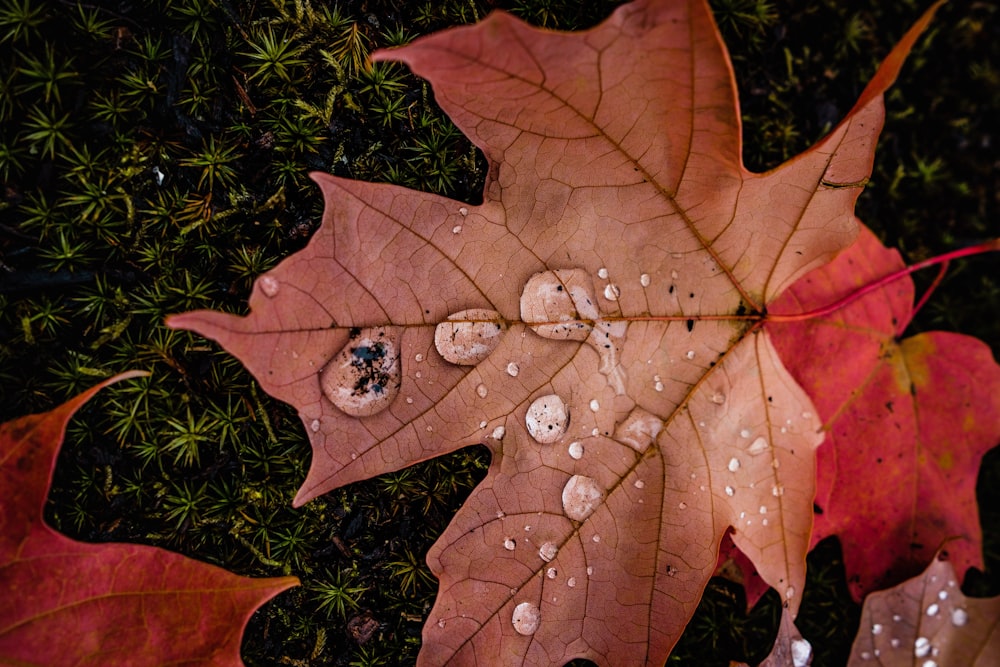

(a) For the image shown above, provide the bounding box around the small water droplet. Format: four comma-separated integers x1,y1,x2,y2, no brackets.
860,652,871,661
492,426,506,440
437,618,446,629
406,397,414,404
892,614,902,622
914,637,931,658
922,661,937,667
671,267,679,277
759,505,767,514
678,502,687,510
592,534,601,543
761,518,768,526
479,420,487,429
711,392,726,404
801,411,813,419
562,475,604,521
567,577,576,588
634,479,645,489
434,308,506,365
748,437,769,455
547,567,558,579
872,623,883,635
728,457,740,472
321,327,401,417
568,441,584,459
598,267,609,279
525,394,569,444
503,537,515,551
539,542,558,562
785,586,795,599
666,565,678,577
640,273,651,287
310,419,320,432
452,225,462,234
589,399,600,412
512,601,540,635
951,607,968,626
937,590,948,600
890,638,900,648
414,353,424,362
684,350,695,359
791,638,811,667
259,276,280,297
739,428,751,438
654,380,664,392
603,283,620,301
506,362,520,377
459,206,469,216
476,383,488,398
926,603,939,616
772,484,785,497
587,566,594,575
724,486,734,497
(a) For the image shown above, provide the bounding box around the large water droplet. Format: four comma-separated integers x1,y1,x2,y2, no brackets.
525,394,569,444
603,283,620,301
320,327,401,417
562,475,604,521
613,407,662,452
433,308,506,365
259,275,280,297
511,601,540,635
521,269,596,341
791,638,811,667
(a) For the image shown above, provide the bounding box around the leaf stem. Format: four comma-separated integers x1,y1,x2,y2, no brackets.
767,238,1000,324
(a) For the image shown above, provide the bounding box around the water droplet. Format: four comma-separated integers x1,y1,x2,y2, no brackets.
492,426,506,440
761,518,768,526
562,475,604,521
684,350,695,360
476,383,488,398
860,652,871,661
512,601,540,635
613,407,662,452
547,567,558,579
451,225,462,234
724,486,735,497
506,362,520,377
479,420,487,429
539,542,558,562
640,273,651,287
654,379,664,392
592,534,601,543
801,411,813,419
791,638,811,667
678,502,687,510
634,479,645,489
951,608,968,626
259,276,280,297
414,353,424,362
892,614,902,622
739,428,751,438
503,537,516,551
872,623,883,635
666,565,678,577
310,419,320,433
321,327,401,417
926,603,939,616
406,397,414,404
748,437,769,455
603,283,620,301
587,566,594,575
785,586,795,599
922,661,937,667
728,458,740,472
937,590,948,600
525,394,569,444
890,638,900,648
434,308,506,365
759,505,767,514
914,637,931,658
598,267,609,279
567,577,576,588
589,399,600,412
459,206,468,216
711,392,726,404
437,618,446,628
772,484,785,497
568,441,584,459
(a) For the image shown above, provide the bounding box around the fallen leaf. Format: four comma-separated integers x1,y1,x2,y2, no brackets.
0,373,298,666
847,550,1000,666
169,0,941,663
770,223,1000,601
759,609,813,667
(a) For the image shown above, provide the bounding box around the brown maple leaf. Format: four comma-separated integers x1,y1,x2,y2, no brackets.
168,0,941,663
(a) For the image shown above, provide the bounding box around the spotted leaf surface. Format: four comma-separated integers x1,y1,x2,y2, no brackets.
770,224,1000,602
847,552,1000,666
168,1,939,663
0,374,298,666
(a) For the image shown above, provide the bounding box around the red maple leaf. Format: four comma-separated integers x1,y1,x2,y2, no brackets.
0,373,298,666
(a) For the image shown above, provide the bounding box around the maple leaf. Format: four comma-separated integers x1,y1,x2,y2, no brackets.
770,223,1000,602
0,373,298,666
847,549,1000,665
168,0,942,663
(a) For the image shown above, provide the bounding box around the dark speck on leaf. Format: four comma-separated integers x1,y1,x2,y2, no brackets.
686,319,694,332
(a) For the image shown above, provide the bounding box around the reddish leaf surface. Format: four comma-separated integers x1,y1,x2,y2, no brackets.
847,550,1000,666
769,224,1000,602
169,1,938,663
0,374,298,666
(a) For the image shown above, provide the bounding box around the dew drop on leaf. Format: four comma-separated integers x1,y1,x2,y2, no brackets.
506,362,520,377
539,542,558,562
476,383,488,399
914,637,931,658
926,603,939,616
871,623,883,635
503,537,516,551
562,475,604,522
492,426,506,440
310,419,320,433
520,269,596,342
525,394,569,444
603,283,620,301
640,273,651,287
748,437,769,455
791,638,811,667
546,567,558,579
724,486,734,497
727,457,740,472
951,607,968,626
259,275,280,297
567,577,576,588
568,441,584,460
433,308,506,365
511,601,540,636
597,267,608,279
320,327,401,417
613,407,662,452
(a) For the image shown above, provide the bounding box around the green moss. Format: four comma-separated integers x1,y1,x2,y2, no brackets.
0,0,996,665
